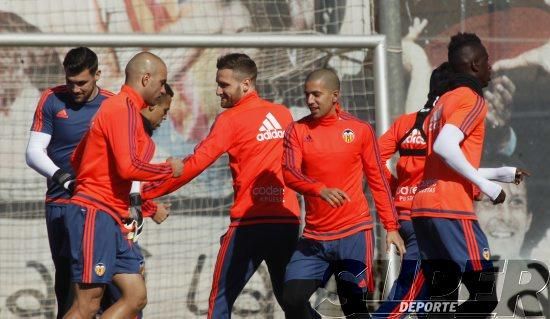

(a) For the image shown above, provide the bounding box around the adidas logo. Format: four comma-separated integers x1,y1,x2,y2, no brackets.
402,129,426,145
56,109,69,119
257,113,284,142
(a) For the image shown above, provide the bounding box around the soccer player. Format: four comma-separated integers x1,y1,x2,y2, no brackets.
281,68,405,319
141,53,302,319
63,52,183,319
25,47,114,318
410,33,528,316
374,62,454,318
101,84,175,314
130,83,176,227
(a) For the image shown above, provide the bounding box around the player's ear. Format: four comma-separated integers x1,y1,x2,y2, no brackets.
142,73,151,87
471,60,480,73
241,78,251,93
94,69,101,82
332,90,340,103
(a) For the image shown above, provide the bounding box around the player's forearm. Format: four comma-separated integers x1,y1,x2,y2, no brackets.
478,167,516,183
374,201,399,231
118,161,173,181
366,173,399,231
26,131,60,178
282,169,325,196
434,124,502,200
141,156,206,200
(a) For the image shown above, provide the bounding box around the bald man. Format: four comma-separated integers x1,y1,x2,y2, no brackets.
281,68,404,318
411,33,526,316
63,51,182,319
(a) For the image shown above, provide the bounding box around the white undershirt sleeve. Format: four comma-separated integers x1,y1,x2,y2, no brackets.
131,181,141,194
433,124,502,201
25,131,60,179
478,167,516,183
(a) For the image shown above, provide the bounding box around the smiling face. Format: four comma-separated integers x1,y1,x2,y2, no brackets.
304,79,339,119
215,68,249,108
476,182,531,259
65,68,100,104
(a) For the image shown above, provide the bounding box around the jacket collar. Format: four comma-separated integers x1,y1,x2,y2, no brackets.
310,103,342,126
233,91,259,107
121,85,147,110
450,73,484,96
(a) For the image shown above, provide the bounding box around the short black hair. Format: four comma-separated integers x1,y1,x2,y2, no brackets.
63,47,98,76
216,53,257,81
448,32,484,72
164,83,174,97
305,68,341,91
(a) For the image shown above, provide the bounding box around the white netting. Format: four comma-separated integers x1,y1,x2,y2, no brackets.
0,44,378,318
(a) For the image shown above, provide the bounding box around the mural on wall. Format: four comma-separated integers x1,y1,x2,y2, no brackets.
394,0,550,262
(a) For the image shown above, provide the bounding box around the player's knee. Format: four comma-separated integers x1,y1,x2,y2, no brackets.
126,293,147,312
71,298,101,318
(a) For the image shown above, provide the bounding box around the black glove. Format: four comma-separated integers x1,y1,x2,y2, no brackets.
52,169,75,194
492,189,506,205
129,193,144,239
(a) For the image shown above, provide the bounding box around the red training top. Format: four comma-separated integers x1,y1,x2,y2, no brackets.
142,91,300,226
412,87,487,220
71,85,173,223
283,104,398,241
378,112,428,221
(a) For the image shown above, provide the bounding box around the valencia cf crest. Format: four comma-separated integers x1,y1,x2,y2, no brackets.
342,129,355,143
95,263,106,277
482,248,491,261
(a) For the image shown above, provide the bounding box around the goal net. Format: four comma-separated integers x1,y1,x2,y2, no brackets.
0,36,388,318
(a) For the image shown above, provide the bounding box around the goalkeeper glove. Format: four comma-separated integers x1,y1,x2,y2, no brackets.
52,169,75,194
127,193,144,242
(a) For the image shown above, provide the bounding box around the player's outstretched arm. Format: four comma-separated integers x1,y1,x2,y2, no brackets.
142,113,234,200
478,167,530,184
434,124,504,204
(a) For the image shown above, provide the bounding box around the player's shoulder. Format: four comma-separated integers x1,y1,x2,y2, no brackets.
98,88,116,98
295,113,314,125
340,111,373,129
95,90,128,117
265,102,293,121
442,86,480,102
37,85,68,109
40,85,68,100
